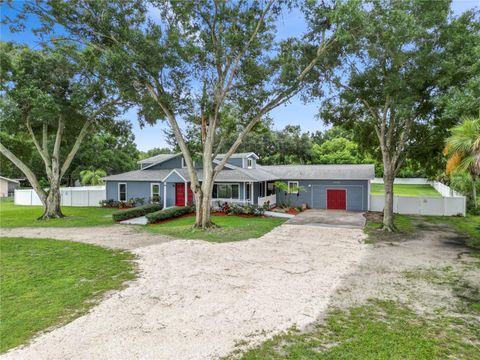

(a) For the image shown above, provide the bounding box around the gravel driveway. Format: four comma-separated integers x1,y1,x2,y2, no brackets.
2,223,367,360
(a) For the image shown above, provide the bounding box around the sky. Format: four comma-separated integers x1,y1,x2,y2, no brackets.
1,0,478,151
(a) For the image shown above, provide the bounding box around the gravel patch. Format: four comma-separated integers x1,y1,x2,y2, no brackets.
0,226,172,250
1,224,367,360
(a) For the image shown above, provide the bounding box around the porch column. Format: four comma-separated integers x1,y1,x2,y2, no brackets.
265,181,267,196
163,183,167,209
243,182,246,204
251,182,254,204
184,181,188,206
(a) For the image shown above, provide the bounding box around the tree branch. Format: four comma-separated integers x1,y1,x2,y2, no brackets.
0,142,47,204
60,120,90,177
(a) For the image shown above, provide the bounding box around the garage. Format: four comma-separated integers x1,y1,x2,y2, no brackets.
257,164,375,212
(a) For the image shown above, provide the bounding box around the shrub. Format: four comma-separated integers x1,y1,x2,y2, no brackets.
100,199,121,208
112,203,163,222
146,205,194,224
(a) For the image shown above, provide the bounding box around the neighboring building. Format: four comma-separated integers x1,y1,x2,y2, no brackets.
104,152,375,211
0,176,20,197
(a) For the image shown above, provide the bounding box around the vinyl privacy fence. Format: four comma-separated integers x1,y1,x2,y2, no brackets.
370,179,466,216
15,186,106,207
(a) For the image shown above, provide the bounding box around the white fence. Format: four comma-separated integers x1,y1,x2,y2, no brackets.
370,178,466,216
258,194,277,207
14,186,106,207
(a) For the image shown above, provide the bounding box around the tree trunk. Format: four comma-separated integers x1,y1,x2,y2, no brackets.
383,169,396,232
194,175,215,229
39,181,64,220
472,175,478,208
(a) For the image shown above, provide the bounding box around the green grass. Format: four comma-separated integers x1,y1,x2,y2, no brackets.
371,184,441,197
0,199,116,227
0,237,136,353
421,215,480,249
240,300,480,360
145,215,286,242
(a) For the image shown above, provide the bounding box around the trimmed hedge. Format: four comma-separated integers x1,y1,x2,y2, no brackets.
112,203,163,222
146,205,194,224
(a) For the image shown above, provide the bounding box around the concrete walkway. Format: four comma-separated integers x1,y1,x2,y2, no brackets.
120,216,148,225
287,209,366,229
2,223,367,360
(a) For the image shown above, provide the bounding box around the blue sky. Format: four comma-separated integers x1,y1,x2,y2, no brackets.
1,1,477,151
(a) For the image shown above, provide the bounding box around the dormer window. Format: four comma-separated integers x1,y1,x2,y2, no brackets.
247,158,253,169
182,158,187,168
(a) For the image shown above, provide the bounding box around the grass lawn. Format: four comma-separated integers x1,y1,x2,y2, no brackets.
145,215,286,242
0,198,116,227
371,183,441,197
422,214,480,249
240,300,479,359
0,237,136,353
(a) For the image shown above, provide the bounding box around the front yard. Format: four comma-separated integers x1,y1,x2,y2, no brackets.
0,199,117,228
0,237,136,353
145,215,286,242
238,213,480,359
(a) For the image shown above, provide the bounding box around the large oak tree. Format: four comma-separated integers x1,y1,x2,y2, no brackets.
19,0,347,228
317,0,457,231
0,43,120,219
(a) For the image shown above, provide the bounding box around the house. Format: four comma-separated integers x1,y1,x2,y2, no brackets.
104,153,375,211
0,176,19,197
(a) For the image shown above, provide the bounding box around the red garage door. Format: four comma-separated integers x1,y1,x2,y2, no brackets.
326,189,347,210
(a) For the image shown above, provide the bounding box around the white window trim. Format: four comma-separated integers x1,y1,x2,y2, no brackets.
212,183,241,200
181,158,187,168
150,183,161,200
118,183,127,202
288,181,299,194
247,158,253,169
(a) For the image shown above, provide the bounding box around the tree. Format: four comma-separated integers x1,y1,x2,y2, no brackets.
311,137,368,164
139,147,173,160
20,0,345,228
67,119,139,184
317,0,451,231
79,169,107,186
0,43,120,219
445,114,480,208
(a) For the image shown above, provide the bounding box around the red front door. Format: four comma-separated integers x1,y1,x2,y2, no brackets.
175,183,193,206
326,189,347,210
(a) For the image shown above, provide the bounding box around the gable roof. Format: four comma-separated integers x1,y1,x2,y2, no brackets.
103,169,172,182
215,152,259,160
258,164,375,180
137,153,181,165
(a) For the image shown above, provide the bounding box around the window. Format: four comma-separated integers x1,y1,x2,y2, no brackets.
118,183,127,202
181,158,187,168
212,183,240,199
247,158,253,169
288,181,299,194
151,183,160,203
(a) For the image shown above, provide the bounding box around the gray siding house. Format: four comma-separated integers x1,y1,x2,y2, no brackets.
104,152,375,211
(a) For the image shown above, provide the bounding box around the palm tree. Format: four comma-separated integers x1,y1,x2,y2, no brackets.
79,169,107,186
444,114,480,208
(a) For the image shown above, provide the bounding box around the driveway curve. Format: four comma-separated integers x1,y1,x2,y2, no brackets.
2,223,367,360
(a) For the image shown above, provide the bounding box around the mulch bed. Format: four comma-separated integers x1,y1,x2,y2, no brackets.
364,211,383,222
